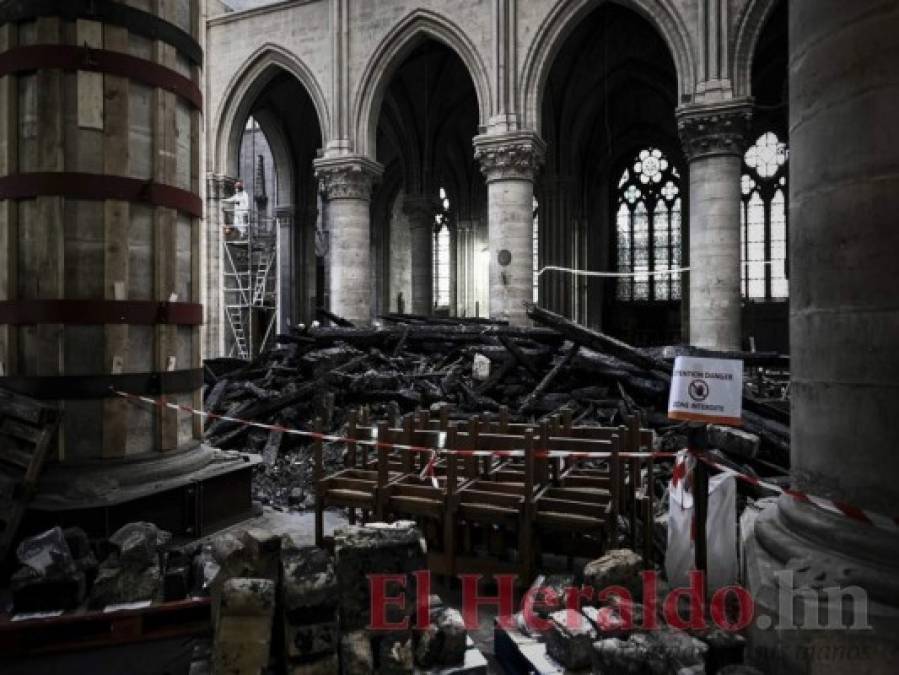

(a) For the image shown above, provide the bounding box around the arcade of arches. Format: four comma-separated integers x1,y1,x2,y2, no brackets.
208,0,790,356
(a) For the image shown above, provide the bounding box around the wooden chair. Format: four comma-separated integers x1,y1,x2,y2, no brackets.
380,423,476,576
531,430,623,562
448,425,541,583
556,415,655,553
314,416,405,546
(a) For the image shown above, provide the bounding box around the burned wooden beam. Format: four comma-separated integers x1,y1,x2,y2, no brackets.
517,344,579,414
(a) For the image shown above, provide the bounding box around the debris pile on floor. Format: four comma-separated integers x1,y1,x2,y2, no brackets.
204,307,790,509
499,548,748,674
5,520,487,674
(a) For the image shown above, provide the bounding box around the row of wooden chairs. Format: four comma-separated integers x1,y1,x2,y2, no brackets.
313,408,660,584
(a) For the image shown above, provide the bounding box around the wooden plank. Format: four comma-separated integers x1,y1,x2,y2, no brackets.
76,20,104,130
0,417,40,444
33,17,64,459
0,23,18,377
102,22,131,458
190,0,202,440
0,443,31,470
153,0,180,451
0,390,46,425
0,389,59,561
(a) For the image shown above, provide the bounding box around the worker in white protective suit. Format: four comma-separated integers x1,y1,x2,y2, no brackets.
222,180,250,238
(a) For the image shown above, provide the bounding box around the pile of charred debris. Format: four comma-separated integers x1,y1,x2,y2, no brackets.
203,305,790,509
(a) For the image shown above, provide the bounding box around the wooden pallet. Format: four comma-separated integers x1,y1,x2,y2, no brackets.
0,387,60,562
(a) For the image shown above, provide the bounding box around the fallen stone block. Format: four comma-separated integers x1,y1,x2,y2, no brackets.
212,577,275,675
592,636,648,674
11,526,86,612
10,565,85,613
191,544,220,597
340,629,374,675
708,425,760,460
414,606,467,667
109,522,171,569
378,631,415,675
717,666,764,675
240,528,281,562
416,636,489,675
652,627,708,673
287,653,339,675
600,629,707,675
65,527,99,587
281,544,338,621
16,526,77,577
544,609,597,670
212,533,246,564
284,620,339,660
334,521,426,631
582,604,630,639
525,574,576,618
164,551,193,602
88,562,162,608
583,548,643,597
692,628,745,672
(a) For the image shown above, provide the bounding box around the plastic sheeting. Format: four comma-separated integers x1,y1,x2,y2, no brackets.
665,452,739,592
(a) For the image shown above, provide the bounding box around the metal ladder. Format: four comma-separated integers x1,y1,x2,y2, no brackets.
252,252,276,306
226,304,249,359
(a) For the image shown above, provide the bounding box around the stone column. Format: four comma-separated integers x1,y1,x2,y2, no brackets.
403,195,435,315
273,204,296,331
314,156,383,325
677,102,752,350
747,2,899,672
474,132,545,326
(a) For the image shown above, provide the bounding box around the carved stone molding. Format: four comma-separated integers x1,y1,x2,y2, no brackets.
207,173,236,200
473,131,546,182
676,101,754,161
314,156,384,201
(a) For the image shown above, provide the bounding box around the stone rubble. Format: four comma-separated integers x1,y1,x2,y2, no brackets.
88,522,171,608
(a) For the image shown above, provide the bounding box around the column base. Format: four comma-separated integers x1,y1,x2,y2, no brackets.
745,496,899,674
23,445,260,540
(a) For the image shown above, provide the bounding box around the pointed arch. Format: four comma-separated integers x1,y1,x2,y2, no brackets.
519,0,696,134
352,9,492,159
732,0,784,98
212,43,329,176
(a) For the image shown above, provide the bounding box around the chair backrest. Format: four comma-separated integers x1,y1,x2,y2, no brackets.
561,415,654,453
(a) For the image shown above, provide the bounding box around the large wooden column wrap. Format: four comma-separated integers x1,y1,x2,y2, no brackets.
0,1,203,460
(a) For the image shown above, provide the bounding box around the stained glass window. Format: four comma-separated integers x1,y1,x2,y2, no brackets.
741,132,789,300
433,187,451,308
616,148,682,301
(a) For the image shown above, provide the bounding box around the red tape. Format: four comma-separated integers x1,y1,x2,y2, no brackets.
111,390,899,534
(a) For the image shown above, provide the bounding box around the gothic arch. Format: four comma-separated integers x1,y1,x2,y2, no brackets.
732,0,784,98
520,0,696,133
352,9,492,159
249,108,294,207
212,44,330,176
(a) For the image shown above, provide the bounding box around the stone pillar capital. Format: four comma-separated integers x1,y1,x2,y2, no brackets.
676,100,754,161
314,155,384,201
473,131,546,183
207,173,236,200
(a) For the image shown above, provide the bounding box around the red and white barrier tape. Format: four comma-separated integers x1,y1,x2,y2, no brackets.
675,450,899,534
113,390,899,533
111,389,666,461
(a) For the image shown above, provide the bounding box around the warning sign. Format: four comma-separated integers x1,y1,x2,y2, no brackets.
668,356,743,426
